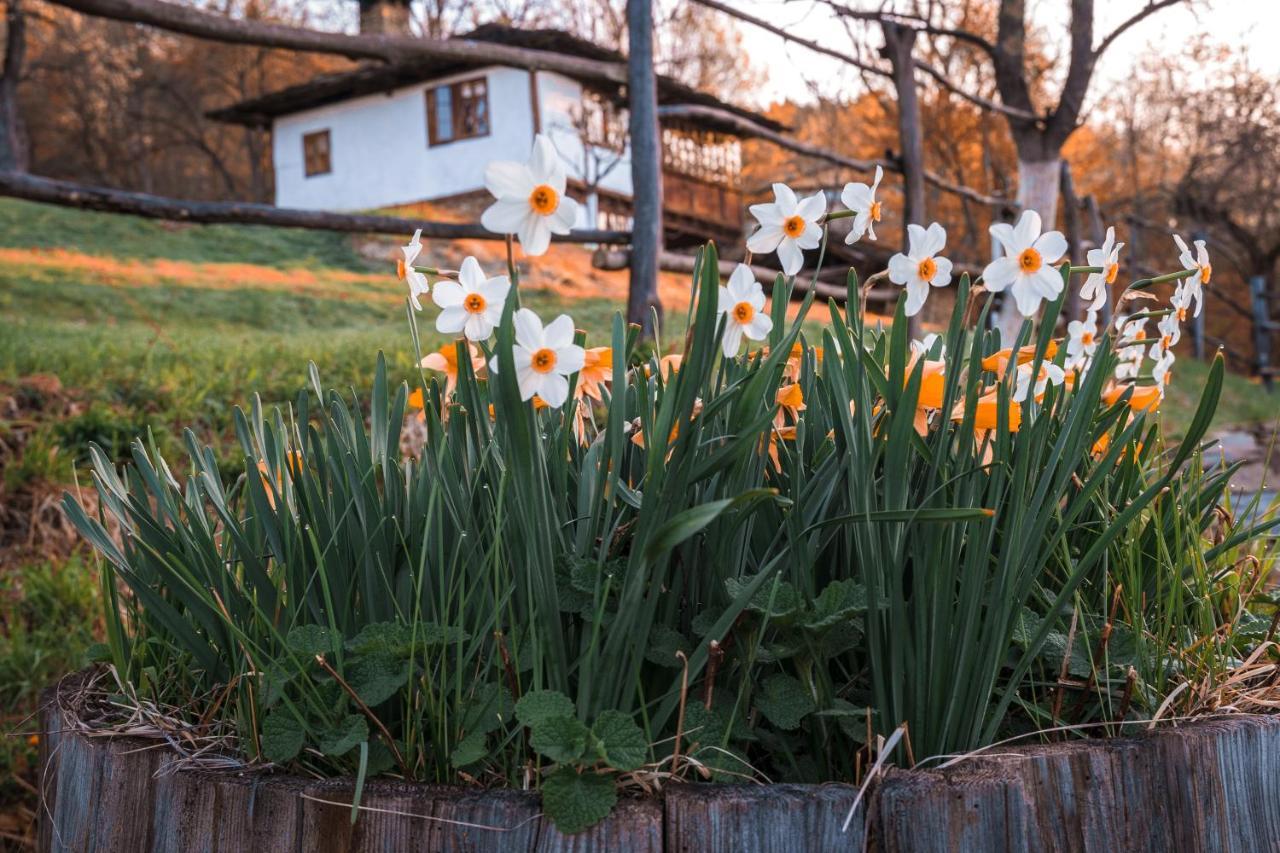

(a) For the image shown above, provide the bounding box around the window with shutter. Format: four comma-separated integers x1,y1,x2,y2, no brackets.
426,77,490,146
302,130,331,177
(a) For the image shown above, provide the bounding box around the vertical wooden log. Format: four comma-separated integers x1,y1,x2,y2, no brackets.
881,22,926,339
664,783,863,851
0,0,27,172
1059,161,1083,324
626,0,663,337
1250,274,1272,391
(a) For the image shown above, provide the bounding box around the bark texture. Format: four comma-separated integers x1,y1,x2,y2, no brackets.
40,672,1280,852
0,171,629,243
625,0,663,335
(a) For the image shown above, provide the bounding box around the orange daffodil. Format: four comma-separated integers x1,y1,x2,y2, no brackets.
841,165,884,245
481,134,579,256
1173,234,1210,316
1080,227,1124,312
775,382,805,428
747,183,826,276
982,210,1069,316
398,228,430,310
488,309,586,408
717,264,774,357
577,347,613,402
421,341,486,396
432,256,510,341
887,222,952,317
906,342,947,436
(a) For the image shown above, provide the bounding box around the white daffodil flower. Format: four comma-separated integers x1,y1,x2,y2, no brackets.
1152,348,1175,388
911,333,946,359
1013,361,1065,403
1153,311,1182,356
1114,315,1147,382
1173,234,1210,317
397,228,430,310
489,308,585,407
840,165,883,245
1080,226,1123,312
432,256,510,342
1067,311,1099,362
747,183,826,276
887,222,953,317
982,210,1069,317
480,134,579,256
717,264,774,358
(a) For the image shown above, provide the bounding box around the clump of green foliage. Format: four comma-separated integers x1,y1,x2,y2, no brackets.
66,243,1277,832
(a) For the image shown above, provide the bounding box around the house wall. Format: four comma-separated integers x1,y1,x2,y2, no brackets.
272,66,638,229
273,66,536,212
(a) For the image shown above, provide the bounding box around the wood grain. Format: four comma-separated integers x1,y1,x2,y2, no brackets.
40,675,1280,852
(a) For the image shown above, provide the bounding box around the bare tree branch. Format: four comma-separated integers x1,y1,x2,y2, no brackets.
1093,0,1187,60
0,171,631,243
41,0,629,82
690,0,890,79
658,104,1012,208
822,1,997,58
694,0,1037,122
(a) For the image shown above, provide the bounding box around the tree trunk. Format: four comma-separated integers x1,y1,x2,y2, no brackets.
881,22,926,338
997,153,1062,341
626,0,663,337
0,0,27,173
1015,156,1062,230
1059,160,1082,323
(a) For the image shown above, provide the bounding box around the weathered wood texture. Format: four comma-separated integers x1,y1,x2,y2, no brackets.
0,171,630,244
41,675,1280,852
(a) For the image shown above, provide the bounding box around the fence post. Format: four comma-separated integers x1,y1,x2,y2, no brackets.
626,0,663,337
1250,274,1272,391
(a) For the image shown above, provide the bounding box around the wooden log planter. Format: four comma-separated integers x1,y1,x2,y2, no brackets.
40,673,1280,852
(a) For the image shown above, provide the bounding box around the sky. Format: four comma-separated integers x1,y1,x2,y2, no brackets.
731,0,1280,107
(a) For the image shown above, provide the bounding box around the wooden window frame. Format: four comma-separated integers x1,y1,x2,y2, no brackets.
302,129,331,178
426,76,491,147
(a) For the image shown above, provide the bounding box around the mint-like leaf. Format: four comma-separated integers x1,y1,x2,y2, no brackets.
286,624,339,656
450,731,489,768
529,716,590,764
460,682,513,736
515,689,575,728
345,652,408,706
754,673,816,731
318,714,368,757
590,710,648,771
261,709,305,763
540,768,617,834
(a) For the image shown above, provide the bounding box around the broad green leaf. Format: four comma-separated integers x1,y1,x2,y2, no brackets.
754,673,817,731
529,716,591,764
540,768,617,835
450,732,489,768
590,710,648,771
318,714,369,757
287,624,340,657
261,709,305,764
515,690,576,728
345,652,409,706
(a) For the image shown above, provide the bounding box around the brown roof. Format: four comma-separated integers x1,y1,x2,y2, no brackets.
207,23,785,136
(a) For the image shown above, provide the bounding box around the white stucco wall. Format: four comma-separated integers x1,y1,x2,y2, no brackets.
273,65,537,211
536,72,635,202
271,66,641,229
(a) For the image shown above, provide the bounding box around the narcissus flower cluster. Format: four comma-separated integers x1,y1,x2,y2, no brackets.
397,151,1210,464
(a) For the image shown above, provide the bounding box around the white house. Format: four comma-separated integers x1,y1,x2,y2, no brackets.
210,13,785,249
